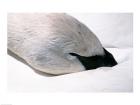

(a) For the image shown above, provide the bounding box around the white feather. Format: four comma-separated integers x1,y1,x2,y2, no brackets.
8,13,104,75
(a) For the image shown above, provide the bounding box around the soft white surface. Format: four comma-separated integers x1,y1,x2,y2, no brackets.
70,13,133,48
7,14,133,92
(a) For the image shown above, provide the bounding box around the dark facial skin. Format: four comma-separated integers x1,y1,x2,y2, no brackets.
70,48,117,70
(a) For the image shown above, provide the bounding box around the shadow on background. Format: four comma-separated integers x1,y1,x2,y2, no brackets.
8,49,55,77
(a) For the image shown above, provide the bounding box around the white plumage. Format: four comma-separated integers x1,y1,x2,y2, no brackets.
8,13,104,75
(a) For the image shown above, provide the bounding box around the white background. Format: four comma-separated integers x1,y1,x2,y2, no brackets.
69,13,133,48
0,0,139,105
7,13,133,92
